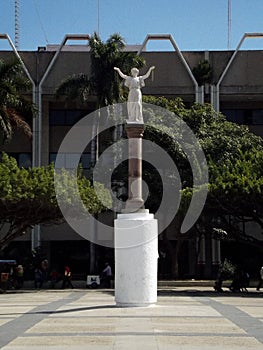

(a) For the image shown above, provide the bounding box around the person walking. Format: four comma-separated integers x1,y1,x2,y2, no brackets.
16,264,24,289
256,266,263,291
100,262,112,288
49,269,59,288
61,265,74,289
34,267,43,289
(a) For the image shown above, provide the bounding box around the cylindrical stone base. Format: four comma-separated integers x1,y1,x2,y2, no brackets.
114,211,158,307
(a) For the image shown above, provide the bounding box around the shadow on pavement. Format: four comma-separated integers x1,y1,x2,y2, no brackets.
157,289,263,298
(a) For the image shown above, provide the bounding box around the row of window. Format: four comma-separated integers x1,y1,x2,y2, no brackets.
49,109,263,126
49,109,94,126
49,108,263,127
222,109,263,125
49,153,91,169
6,108,263,168
7,153,92,169
8,153,32,168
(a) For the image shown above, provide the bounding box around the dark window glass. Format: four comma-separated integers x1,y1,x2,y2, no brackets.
251,110,263,125
49,152,91,169
19,153,32,168
222,109,245,124
7,153,32,168
49,110,66,125
49,153,58,164
222,109,263,125
80,153,91,168
50,109,94,126
66,110,83,125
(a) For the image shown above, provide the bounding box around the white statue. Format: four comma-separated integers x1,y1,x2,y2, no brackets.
114,66,155,123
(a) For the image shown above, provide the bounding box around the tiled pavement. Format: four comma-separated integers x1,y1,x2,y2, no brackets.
0,288,262,349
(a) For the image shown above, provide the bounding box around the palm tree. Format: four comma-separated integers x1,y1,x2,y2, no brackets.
0,59,34,145
56,32,145,108
192,59,213,86
56,33,145,274
56,32,145,163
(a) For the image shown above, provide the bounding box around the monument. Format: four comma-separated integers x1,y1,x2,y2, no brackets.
114,66,159,306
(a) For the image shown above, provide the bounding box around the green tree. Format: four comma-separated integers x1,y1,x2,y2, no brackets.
0,153,111,250
0,59,34,144
206,149,263,240
141,96,263,277
192,59,213,86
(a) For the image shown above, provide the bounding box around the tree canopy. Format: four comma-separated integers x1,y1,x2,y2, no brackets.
0,153,111,250
142,96,263,241
137,96,263,276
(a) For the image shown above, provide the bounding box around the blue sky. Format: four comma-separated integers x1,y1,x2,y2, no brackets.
0,0,263,51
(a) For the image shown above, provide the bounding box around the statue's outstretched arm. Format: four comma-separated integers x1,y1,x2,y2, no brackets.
142,66,155,80
114,67,128,79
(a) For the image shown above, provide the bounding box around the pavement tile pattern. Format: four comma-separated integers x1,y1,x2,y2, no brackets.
0,288,262,349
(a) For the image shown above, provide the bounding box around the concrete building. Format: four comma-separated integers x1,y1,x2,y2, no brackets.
0,34,263,279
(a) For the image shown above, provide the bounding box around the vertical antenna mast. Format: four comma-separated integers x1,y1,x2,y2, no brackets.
228,0,231,50
98,0,100,35
15,0,20,49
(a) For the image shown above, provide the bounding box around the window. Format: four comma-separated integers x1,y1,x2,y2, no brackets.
49,153,91,169
222,109,263,125
19,153,32,168
49,109,94,126
7,153,32,168
251,110,263,125
80,153,91,168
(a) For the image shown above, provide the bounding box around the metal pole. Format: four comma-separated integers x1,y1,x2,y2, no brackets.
98,0,100,35
228,0,231,50
137,34,202,103
216,33,263,111
0,34,40,247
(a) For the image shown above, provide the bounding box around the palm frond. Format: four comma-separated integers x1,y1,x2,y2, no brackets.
0,59,35,144
55,74,91,103
7,109,32,139
0,110,12,144
106,33,125,50
56,33,146,108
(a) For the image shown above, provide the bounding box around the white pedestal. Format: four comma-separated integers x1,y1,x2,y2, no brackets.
114,211,158,307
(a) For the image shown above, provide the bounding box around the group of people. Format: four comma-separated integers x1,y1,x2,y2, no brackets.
34,262,74,289
214,265,263,293
33,261,113,289
0,263,24,290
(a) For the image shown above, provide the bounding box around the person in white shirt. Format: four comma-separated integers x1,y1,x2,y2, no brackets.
101,262,112,288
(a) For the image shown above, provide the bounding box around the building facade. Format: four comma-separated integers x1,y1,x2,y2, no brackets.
0,35,263,279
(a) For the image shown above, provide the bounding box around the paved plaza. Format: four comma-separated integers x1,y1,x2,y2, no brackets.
0,287,262,349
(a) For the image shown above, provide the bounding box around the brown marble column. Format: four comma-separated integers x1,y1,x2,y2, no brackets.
124,123,145,212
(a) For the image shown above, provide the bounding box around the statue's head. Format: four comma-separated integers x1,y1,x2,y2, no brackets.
131,68,139,77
